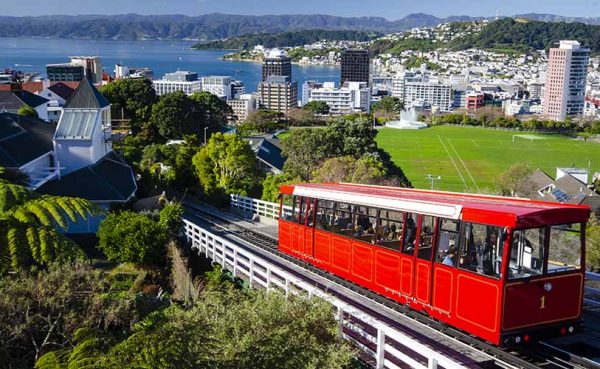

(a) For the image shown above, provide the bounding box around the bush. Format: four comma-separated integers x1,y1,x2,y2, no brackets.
97,211,168,265
18,105,38,118
160,202,184,235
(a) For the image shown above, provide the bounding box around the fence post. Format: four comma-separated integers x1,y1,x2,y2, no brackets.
249,259,254,288
233,250,238,278
266,269,272,292
337,307,344,337
429,358,438,369
376,328,385,369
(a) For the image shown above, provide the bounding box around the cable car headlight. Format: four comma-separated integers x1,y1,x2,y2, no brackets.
544,282,552,292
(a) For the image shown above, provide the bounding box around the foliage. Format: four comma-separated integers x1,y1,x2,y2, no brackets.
100,78,158,134
159,202,184,236
0,262,162,367
497,163,536,197
303,100,330,115
281,128,334,180
313,156,387,184
449,18,600,53
190,91,233,130
0,167,29,185
192,133,259,198
194,29,380,49
261,173,298,203
237,109,285,135
18,105,39,118
429,112,585,133
97,211,168,265
372,96,404,119
587,215,600,272
0,179,96,273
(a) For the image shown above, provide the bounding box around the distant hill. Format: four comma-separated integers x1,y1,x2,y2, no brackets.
448,18,600,53
193,30,381,49
1,13,600,41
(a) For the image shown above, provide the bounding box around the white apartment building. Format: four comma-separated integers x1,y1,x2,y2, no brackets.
308,82,370,115
228,94,256,123
201,76,232,99
543,40,590,121
153,71,202,96
403,81,453,112
301,81,324,105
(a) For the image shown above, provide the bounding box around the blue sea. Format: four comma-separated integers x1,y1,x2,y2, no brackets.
0,37,340,95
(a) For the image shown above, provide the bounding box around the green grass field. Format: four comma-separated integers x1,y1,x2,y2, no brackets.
375,126,600,192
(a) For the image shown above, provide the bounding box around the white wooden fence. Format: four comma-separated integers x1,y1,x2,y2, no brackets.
184,218,470,369
230,194,291,220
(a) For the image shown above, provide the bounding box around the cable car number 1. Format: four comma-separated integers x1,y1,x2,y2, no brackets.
540,295,546,309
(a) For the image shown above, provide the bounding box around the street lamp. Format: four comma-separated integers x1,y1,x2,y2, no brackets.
204,127,208,145
425,174,441,190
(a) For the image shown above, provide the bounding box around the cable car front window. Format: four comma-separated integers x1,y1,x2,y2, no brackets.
547,223,582,273
508,228,545,280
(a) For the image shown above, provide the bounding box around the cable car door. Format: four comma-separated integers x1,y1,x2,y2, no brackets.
414,215,436,306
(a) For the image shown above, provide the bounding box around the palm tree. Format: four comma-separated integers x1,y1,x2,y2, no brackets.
0,167,97,273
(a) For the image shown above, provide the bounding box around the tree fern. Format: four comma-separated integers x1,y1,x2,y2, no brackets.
0,176,98,273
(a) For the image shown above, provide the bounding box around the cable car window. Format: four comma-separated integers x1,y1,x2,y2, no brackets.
350,206,378,244
332,202,353,236
547,223,582,273
306,198,316,227
279,194,294,221
458,223,502,278
401,213,417,255
436,218,460,266
291,196,301,222
377,210,404,250
508,228,545,280
299,197,309,225
417,216,435,261
315,200,336,231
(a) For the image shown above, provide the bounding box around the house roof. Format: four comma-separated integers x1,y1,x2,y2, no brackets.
0,82,44,94
64,79,109,109
48,82,75,100
38,152,137,203
524,168,599,206
0,113,54,167
0,90,49,110
244,136,284,172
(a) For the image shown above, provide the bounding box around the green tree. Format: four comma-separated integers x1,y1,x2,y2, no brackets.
587,215,600,272
239,109,285,134
160,202,184,236
372,96,404,117
327,116,378,158
97,211,168,265
261,173,298,203
100,78,158,134
192,133,259,197
303,100,330,115
313,155,387,184
190,91,233,130
149,92,205,141
18,105,39,118
281,128,335,180
0,177,95,273
497,162,535,197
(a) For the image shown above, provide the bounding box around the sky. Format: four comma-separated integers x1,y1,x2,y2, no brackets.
3,0,600,18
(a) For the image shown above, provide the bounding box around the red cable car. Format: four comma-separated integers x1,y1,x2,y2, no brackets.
277,183,590,345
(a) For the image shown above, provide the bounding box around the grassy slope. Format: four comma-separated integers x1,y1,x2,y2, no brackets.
376,126,600,192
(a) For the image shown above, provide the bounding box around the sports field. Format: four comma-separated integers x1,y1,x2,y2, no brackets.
375,126,600,192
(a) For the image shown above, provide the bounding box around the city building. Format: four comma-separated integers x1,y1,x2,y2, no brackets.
543,40,590,121
258,76,298,115
504,99,531,116
466,91,485,110
391,75,405,99
527,82,544,100
230,79,245,99
301,81,324,106
403,81,453,112
152,71,202,96
308,81,370,115
262,49,292,81
201,76,232,99
228,93,256,122
341,49,371,86
47,57,103,84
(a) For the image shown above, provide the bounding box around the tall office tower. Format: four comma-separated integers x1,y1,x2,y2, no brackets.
543,40,590,121
258,75,298,115
262,49,292,81
341,49,371,86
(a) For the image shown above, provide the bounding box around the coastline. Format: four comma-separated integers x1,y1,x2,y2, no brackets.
220,56,339,68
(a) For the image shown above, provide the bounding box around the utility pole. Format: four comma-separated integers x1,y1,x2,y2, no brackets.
426,174,441,190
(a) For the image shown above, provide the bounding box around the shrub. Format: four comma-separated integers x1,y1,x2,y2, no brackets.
97,211,168,265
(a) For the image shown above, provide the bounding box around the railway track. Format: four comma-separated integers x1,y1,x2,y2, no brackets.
183,202,600,369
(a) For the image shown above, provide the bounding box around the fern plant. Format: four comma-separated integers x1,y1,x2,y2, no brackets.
0,170,98,273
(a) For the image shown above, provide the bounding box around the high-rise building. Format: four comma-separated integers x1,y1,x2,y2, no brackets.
301,81,324,106
403,81,453,112
230,80,245,99
543,40,590,121
201,76,232,99
46,64,85,83
228,94,256,123
341,49,371,86
258,76,298,115
152,71,202,96
262,49,292,81
69,57,103,84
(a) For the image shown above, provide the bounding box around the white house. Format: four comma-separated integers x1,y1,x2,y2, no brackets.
36,82,76,123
